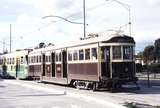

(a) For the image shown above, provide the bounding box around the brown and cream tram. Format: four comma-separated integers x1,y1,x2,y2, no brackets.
28,34,138,90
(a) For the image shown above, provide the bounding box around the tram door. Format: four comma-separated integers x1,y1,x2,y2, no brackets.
42,54,45,76
16,58,20,78
62,50,67,78
105,47,110,78
51,52,55,77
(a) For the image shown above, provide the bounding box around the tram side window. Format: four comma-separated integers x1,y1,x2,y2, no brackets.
56,53,59,62
31,56,33,63
68,51,72,61
59,52,61,61
101,47,105,59
79,49,84,60
46,56,48,62
73,50,78,60
49,56,51,62
92,48,97,60
112,46,121,60
12,58,14,64
37,56,38,63
85,48,90,60
123,46,133,60
39,56,41,63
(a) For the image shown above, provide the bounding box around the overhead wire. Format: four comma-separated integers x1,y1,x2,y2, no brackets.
19,1,113,37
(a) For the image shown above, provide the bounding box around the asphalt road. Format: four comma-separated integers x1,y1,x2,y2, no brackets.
1,78,160,108
0,79,117,108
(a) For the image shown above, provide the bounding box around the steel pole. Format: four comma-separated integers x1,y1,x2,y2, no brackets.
10,24,12,53
83,0,86,38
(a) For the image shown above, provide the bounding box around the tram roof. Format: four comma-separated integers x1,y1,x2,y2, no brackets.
29,34,135,54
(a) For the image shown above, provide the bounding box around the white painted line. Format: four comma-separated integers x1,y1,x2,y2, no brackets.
4,80,126,108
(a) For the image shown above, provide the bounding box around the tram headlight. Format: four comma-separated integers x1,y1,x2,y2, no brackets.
125,67,128,72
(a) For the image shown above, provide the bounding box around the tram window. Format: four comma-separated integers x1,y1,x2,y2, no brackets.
31,56,33,63
49,56,51,62
34,56,36,63
112,46,121,59
85,48,90,60
101,47,105,59
79,49,84,60
7,58,9,64
56,53,59,62
45,56,47,62
29,57,30,63
92,48,97,60
39,56,41,63
73,50,78,60
59,52,61,61
123,46,133,60
12,58,14,64
37,56,38,63
9,58,11,64
68,51,72,61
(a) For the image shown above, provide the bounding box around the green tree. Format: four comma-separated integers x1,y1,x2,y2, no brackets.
154,38,160,63
143,45,154,64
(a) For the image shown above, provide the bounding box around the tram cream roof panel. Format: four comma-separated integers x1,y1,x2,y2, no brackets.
2,50,29,58
30,34,134,54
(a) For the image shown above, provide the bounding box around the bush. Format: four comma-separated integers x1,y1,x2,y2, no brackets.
148,63,160,73
136,63,142,73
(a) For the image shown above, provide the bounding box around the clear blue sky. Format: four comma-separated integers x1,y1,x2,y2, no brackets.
0,0,159,53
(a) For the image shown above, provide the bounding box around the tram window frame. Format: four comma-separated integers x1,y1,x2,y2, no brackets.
123,46,133,60
73,50,78,61
91,48,97,60
79,49,84,60
68,51,73,61
112,46,122,60
85,48,90,60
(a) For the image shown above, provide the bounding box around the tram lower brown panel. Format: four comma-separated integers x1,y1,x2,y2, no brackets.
29,65,41,78
41,76,68,84
68,63,99,81
45,64,51,77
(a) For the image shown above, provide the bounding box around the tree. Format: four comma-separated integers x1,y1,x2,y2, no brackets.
137,51,143,59
39,42,46,48
143,45,154,64
154,38,160,63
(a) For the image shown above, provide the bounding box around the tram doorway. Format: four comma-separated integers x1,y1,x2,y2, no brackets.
51,52,55,77
16,58,20,78
101,47,110,78
42,54,45,76
62,50,67,78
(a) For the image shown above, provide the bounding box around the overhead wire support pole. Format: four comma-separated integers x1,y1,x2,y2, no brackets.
83,0,86,38
10,24,12,53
